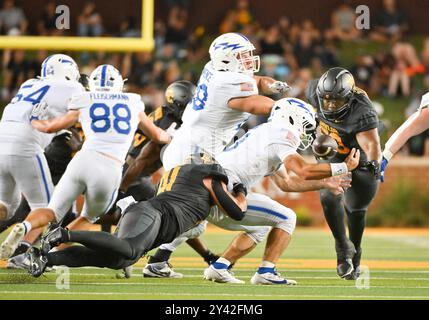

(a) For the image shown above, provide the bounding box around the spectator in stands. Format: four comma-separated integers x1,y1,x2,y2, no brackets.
37,1,59,36
119,16,140,38
370,0,408,42
325,1,361,42
0,0,27,35
231,0,255,31
387,42,425,97
259,25,284,56
164,7,189,50
350,54,380,96
2,50,31,99
77,1,103,37
293,29,318,68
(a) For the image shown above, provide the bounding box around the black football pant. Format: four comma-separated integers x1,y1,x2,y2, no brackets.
46,202,163,269
320,167,379,257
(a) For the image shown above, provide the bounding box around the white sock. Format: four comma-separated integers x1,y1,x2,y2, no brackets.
22,221,32,234
213,257,231,268
260,261,275,269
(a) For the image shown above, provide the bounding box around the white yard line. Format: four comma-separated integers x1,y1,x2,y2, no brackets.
1,281,429,290
0,290,428,299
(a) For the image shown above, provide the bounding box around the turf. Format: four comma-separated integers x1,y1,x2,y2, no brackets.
0,227,428,300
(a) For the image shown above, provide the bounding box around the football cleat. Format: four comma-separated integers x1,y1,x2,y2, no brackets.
203,265,244,284
41,224,68,255
27,247,48,278
143,262,183,278
7,253,30,270
344,247,362,280
0,223,26,260
250,269,297,285
335,239,356,279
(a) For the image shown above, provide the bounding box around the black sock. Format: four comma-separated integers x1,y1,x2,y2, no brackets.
148,249,173,263
201,250,219,265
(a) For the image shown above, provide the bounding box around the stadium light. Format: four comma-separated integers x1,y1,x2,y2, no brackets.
0,0,154,52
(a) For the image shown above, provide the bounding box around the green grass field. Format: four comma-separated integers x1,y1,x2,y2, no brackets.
0,227,429,300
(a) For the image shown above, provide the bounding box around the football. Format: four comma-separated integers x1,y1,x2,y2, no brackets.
312,134,338,160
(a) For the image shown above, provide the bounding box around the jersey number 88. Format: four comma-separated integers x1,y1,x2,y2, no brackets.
90,103,131,134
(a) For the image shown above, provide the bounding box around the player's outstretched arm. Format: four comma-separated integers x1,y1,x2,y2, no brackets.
138,111,171,145
380,107,429,182
120,141,161,192
204,178,247,221
283,149,360,180
384,107,429,159
31,110,80,134
272,167,351,194
253,76,290,95
228,95,274,115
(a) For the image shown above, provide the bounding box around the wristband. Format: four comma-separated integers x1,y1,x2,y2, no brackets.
382,149,394,162
330,163,348,177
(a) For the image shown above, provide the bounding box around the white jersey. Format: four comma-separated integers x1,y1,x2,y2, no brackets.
0,78,84,156
175,62,258,157
216,122,300,188
69,92,144,162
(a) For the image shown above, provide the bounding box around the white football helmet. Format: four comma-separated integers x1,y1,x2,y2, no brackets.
88,64,124,93
40,54,80,81
269,98,317,150
209,33,260,74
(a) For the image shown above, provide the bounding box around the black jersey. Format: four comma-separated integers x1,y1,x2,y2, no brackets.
306,79,379,163
147,163,228,240
129,105,182,159
44,124,84,184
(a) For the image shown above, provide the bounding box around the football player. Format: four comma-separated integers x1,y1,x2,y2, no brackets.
1,75,89,269
27,157,247,277
147,98,358,285
0,54,83,234
0,64,171,260
147,32,290,276
380,92,429,181
305,67,382,280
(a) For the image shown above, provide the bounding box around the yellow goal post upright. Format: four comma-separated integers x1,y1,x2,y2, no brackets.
0,0,154,52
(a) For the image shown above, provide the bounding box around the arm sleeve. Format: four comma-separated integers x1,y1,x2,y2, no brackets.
67,93,89,111
214,73,258,106
266,126,300,162
211,179,246,221
419,92,429,110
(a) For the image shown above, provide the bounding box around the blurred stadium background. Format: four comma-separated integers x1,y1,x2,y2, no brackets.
1,0,429,227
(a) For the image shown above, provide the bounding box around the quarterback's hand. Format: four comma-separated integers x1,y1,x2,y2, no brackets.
345,148,360,171
268,81,291,94
30,101,49,121
380,157,389,182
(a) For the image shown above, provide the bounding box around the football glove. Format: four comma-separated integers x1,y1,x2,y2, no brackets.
380,157,388,182
30,101,49,121
363,160,380,179
268,81,291,94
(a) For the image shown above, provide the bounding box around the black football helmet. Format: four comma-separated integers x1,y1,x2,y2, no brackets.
79,74,90,91
316,67,355,121
165,80,196,119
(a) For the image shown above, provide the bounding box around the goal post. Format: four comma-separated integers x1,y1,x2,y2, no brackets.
0,0,154,52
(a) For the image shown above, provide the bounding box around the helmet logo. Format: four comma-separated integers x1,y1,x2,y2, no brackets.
166,88,174,104
213,42,244,51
